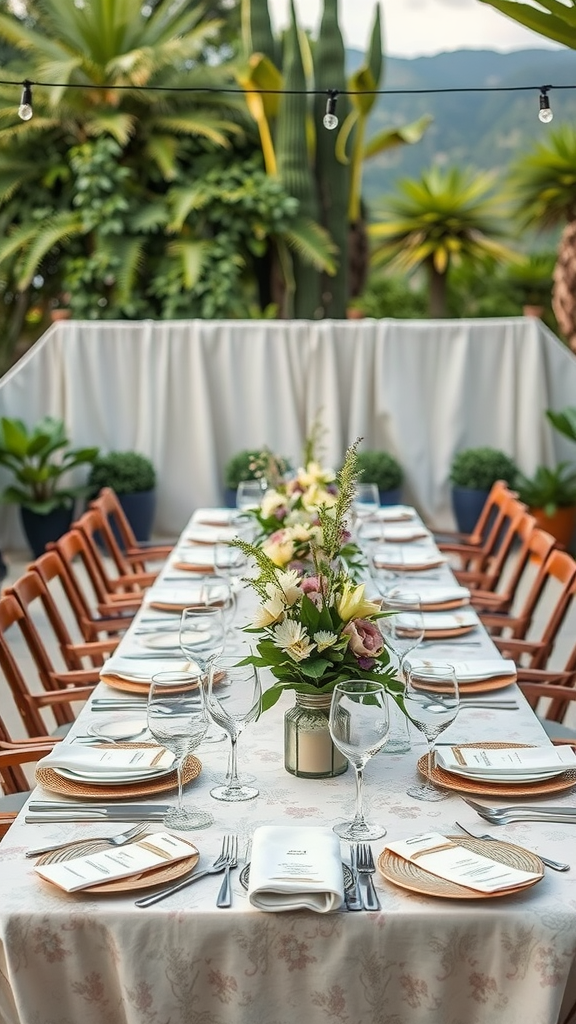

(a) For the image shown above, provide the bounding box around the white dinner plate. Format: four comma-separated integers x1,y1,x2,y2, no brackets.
139,631,182,651
86,718,148,741
438,763,568,784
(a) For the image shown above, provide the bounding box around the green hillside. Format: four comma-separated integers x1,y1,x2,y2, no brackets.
347,47,576,209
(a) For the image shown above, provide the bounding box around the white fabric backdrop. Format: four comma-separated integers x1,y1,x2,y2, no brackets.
0,316,574,549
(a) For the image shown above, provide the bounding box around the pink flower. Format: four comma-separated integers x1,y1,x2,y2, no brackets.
301,576,321,595
343,618,384,668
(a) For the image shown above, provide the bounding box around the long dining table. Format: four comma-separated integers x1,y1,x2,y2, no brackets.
1,508,576,1024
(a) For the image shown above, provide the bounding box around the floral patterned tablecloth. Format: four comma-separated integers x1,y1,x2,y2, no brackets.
1,522,576,1024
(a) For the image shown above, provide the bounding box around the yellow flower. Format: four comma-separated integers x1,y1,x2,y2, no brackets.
301,483,337,511
298,461,336,488
276,569,302,606
336,581,382,623
261,490,287,519
263,533,295,567
273,620,316,662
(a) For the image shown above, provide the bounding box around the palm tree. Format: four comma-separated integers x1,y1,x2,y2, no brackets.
507,127,576,350
369,166,515,318
478,0,576,47
0,0,247,352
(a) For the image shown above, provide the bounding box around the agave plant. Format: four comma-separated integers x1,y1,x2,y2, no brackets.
370,166,515,317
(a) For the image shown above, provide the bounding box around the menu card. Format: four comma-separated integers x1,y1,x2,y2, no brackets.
248,826,344,912
385,832,543,892
35,832,198,892
436,745,576,776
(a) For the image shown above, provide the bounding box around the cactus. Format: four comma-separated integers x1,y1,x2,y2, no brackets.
313,0,350,318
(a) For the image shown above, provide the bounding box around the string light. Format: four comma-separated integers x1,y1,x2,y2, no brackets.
538,86,553,123
323,90,339,131
18,80,32,121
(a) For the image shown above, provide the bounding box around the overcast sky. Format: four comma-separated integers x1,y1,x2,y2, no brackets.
267,0,562,57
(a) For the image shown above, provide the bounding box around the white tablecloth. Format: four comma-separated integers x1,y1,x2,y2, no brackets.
1,517,576,1024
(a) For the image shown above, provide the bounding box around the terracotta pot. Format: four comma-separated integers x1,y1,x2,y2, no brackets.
531,505,576,550
523,305,544,319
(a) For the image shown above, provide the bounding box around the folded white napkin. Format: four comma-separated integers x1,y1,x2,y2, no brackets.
374,547,446,569
436,745,576,777
382,524,430,542
398,609,478,631
192,508,238,526
248,826,344,913
375,506,415,521
37,744,175,781
145,585,209,606
184,525,238,544
100,656,191,681
404,583,470,606
171,547,216,568
407,658,516,683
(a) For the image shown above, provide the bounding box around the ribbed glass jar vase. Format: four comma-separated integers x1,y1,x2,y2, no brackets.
284,692,348,779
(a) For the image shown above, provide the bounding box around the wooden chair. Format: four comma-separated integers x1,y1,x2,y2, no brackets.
31,548,128,644
0,715,57,837
0,593,98,738
49,529,141,636
489,546,576,668
518,679,576,743
466,511,540,614
435,481,524,573
454,501,534,594
74,508,157,602
90,487,173,571
8,569,119,671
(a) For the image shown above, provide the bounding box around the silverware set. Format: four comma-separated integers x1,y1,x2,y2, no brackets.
346,843,381,911
25,801,171,822
135,833,238,907
453,821,569,871
463,796,576,825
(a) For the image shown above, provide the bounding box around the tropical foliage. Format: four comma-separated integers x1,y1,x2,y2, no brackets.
478,0,576,47
369,165,515,317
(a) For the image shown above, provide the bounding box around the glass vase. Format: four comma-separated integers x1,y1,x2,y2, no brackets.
284,692,348,779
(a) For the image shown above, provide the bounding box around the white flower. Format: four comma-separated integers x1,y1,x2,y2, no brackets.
275,569,302,606
273,619,316,662
314,630,338,651
252,589,286,627
261,490,287,519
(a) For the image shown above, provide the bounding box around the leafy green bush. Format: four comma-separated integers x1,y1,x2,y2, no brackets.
450,447,517,490
88,451,156,495
0,416,99,514
515,462,576,515
356,450,403,491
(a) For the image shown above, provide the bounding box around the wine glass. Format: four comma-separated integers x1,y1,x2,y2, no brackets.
329,680,390,841
202,655,261,801
147,670,213,830
179,606,226,742
404,662,460,802
236,480,265,512
369,543,405,589
214,542,248,645
203,574,237,645
378,588,425,680
351,482,380,540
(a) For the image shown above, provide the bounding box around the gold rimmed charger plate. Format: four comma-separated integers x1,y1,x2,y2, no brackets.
419,599,470,612
378,834,543,900
35,744,202,800
37,841,200,895
377,559,446,572
100,670,224,694
418,741,576,797
442,674,516,694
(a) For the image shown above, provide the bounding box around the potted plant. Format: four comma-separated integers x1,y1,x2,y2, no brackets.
222,447,290,508
88,451,156,543
449,447,518,534
514,462,576,548
0,416,99,557
355,449,403,505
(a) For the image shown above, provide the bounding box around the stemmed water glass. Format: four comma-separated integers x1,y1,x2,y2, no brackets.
236,480,265,512
329,680,390,841
351,482,380,540
179,606,226,742
202,655,261,801
214,542,249,646
378,588,424,753
404,662,460,802
147,670,213,830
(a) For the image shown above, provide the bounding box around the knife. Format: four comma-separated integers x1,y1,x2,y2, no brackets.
26,811,168,823
28,801,171,813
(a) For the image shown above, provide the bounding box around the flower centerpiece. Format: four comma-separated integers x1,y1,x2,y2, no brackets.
234,441,399,778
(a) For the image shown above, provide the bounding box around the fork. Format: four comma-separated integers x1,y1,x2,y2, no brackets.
356,843,381,911
25,822,149,858
216,835,239,908
135,834,235,907
463,797,576,824
454,821,570,872
345,844,363,911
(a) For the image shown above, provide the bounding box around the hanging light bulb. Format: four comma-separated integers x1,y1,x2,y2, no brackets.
323,90,339,131
538,87,553,124
18,81,33,121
